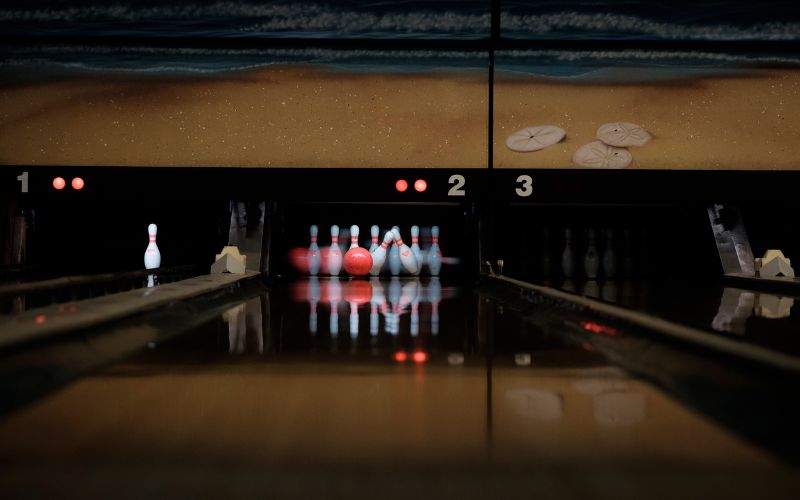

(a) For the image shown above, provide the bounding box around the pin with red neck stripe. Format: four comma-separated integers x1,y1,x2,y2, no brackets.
392,227,419,275
144,223,161,270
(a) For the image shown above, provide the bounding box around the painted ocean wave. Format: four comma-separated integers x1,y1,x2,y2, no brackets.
2,44,799,82
1,1,800,41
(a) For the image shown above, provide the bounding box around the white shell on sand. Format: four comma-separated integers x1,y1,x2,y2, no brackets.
573,141,633,168
596,122,652,147
506,125,566,152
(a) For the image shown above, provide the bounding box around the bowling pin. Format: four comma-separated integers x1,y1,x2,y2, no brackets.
349,225,361,250
393,227,419,275
602,229,616,279
427,226,442,277
561,228,574,279
410,225,423,275
328,225,343,276
584,229,599,279
370,231,393,276
329,276,341,337
369,225,380,253
144,223,161,269
308,225,321,276
388,226,402,276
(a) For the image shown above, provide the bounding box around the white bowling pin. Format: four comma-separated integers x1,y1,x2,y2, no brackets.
329,276,341,337
308,225,321,276
388,226,402,276
369,225,380,253
602,229,617,278
584,229,599,279
427,226,442,276
393,227,419,275
349,224,360,249
370,231,393,276
410,225,423,275
328,225,343,276
144,223,161,269
561,228,574,278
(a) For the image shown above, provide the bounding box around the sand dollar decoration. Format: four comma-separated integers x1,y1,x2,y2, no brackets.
596,122,652,147
506,125,566,152
573,140,632,168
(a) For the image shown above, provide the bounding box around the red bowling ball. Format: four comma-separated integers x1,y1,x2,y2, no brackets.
344,247,373,276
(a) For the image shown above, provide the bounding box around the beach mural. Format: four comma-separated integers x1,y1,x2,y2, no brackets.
494,50,800,170
1,1,799,169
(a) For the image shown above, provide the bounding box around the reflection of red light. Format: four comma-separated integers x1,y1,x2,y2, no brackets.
414,179,427,192
35,314,46,324
394,351,408,363
53,177,66,190
71,177,84,190
580,321,618,336
395,179,408,192
412,351,428,363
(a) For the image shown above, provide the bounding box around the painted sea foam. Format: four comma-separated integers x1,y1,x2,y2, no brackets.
1,1,800,40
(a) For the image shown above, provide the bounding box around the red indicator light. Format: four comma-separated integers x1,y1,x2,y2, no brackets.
412,351,428,363
395,179,408,192
35,314,46,325
580,321,618,336
53,177,66,190
414,179,427,192
71,177,85,190
394,351,408,363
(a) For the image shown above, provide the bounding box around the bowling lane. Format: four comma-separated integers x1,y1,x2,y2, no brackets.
542,278,800,358
0,277,799,497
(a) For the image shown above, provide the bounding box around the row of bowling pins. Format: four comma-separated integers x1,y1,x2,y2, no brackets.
558,228,625,279
306,276,442,337
308,224,443,276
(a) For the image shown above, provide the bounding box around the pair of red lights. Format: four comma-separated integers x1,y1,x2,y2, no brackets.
394,351,428,363
52,177,84,190
395,179,427,193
